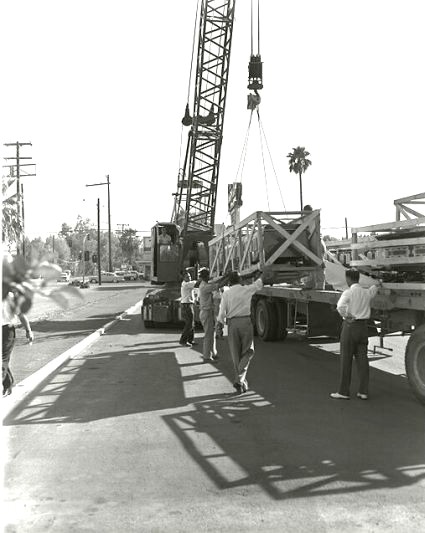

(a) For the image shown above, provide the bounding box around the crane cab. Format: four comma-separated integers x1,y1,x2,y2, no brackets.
151,223,181,284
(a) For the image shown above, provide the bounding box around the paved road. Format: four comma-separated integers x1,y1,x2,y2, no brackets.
3,288,425,532
10,281,150,384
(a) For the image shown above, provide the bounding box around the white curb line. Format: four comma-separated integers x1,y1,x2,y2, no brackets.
2,299,144,419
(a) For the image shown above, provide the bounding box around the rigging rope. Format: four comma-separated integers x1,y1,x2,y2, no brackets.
234,110,254,183
232,109,286,212
257,110,287,210
256,109,270,211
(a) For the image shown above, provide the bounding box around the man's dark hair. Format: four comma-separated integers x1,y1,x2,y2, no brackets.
345,268,360,283
228,271,241,285
198,268,210,281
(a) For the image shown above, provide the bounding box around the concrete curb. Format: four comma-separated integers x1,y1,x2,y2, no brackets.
2,299,143,420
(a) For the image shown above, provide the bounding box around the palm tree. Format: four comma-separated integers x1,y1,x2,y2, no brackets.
287,146,312,210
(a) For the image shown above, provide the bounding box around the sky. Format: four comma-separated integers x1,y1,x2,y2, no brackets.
2,0,424,241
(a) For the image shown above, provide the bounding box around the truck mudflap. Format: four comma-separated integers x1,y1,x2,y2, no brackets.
405,324,425,405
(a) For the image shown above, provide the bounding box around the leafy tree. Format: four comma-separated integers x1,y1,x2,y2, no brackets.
3,253,81,316
26,237,46,263
118,228,140,266
287,146,312,211
2,176,21,247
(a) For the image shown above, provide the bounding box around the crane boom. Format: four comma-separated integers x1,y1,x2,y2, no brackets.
173,0,236,237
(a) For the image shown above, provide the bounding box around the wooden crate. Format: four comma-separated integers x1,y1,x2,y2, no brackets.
208,210,324,283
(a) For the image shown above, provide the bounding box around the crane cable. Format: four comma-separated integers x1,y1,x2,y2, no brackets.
234,110,254,183
256,109,287,211
178,1,200,172
250,0,260,55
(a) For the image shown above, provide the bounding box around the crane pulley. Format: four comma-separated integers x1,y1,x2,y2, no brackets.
247,0,263,110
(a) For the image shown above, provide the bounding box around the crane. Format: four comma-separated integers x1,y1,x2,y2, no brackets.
143,0,236,326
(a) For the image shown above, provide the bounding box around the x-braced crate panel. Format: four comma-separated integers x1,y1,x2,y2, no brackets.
208,210,324,282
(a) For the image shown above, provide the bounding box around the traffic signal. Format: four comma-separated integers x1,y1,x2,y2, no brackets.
84,250,90,261
92,254,97,263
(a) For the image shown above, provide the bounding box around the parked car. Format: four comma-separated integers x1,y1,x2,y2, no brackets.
122,270,139,281
129,270,140,281
57,271,71,282
116,270,138,281
69,277,89,288
89,271,125,283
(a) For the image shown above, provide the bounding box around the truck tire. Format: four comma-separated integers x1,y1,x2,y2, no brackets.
405,324,425,405
255,299,277,341
275,302,288,341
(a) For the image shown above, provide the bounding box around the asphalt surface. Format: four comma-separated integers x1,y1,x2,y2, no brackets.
3,283,425,532
9,281,150,384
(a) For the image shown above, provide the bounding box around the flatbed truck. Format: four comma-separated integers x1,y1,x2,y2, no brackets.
207,203,425,404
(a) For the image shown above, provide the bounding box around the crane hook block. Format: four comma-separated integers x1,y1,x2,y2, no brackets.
247,93,261,110
182,104,193,126
247,54,263,91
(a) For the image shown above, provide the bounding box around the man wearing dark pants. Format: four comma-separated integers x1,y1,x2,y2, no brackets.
179,271,197,347
217,269,270,393
330,268,381,400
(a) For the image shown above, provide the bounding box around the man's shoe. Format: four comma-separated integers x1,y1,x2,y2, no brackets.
233,383,242,394
357,393,368,400
241,380,248,393
330,392,350,400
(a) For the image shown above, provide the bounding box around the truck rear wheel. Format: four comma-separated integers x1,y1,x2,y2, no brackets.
275,302,288,341
405,324,425,405
255,299,277,341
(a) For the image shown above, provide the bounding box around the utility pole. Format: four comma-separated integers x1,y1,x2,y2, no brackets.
86,175,112,272
3,142,36,256
107,174,112,272
97,198,101,285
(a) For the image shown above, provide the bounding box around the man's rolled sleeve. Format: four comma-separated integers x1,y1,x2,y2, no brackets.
336,290,350,318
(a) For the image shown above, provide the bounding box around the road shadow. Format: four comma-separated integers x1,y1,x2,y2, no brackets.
91,285,146,291
162,337,425,500
30,316,124,337
4,329,424,501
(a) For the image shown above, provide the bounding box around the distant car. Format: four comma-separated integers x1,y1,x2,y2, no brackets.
69,277,89,288
114,270,127,280
57,272,71,282
89,271,125,283
122,270,138,281
129,270,140,281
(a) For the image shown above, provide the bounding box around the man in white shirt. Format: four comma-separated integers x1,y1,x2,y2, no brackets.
217,268,269,393
330,268,381,400
179,271,197,347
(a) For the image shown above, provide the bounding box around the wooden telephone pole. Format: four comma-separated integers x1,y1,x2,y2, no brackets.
3,142,36,255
